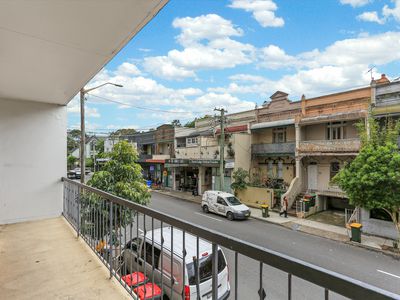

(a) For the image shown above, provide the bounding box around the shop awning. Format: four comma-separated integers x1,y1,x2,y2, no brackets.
251,119,295,130
145,159,165,164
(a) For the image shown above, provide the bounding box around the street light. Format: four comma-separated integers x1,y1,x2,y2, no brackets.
80,82,123,183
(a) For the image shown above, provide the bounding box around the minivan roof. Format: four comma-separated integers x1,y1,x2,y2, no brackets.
145,227,213,259
205,190,234,198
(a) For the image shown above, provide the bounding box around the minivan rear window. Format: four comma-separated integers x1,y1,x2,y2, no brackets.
187,250,226,285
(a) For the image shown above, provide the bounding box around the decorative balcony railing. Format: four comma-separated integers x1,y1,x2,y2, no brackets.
62,177,396,300
298,138,360,154
252,142,295,156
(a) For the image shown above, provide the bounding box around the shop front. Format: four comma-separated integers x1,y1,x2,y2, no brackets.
165,158,219,195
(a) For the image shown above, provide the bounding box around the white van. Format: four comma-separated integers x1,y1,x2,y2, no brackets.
201,191,251,220
122,227,230,300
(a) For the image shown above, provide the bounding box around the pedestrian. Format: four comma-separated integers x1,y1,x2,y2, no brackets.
279,196,288,218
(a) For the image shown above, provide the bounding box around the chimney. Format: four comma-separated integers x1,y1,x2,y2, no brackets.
376,73,390,85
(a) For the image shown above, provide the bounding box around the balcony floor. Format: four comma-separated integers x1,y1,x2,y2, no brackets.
0,217,131,300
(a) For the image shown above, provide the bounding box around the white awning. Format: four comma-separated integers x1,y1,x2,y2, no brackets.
251,119,295,130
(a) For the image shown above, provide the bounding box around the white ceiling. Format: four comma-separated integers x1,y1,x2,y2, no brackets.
0,0,169,105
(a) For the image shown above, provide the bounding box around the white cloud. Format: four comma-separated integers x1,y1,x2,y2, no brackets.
259,32,400,70
172,14,243,47
340,0,370,7
229,0,284,27
229,74,266,82
115,62,141,76
143,14,255,80
143,56,196,80
383,0,400,22
260,45,298,69
356,0,400,24
213,31,400,99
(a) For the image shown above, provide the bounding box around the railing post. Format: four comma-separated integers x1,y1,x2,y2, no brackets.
109,201,113,278
77,186,81,238
212,243,218,300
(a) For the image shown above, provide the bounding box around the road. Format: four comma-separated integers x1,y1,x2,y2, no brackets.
148,192,400,299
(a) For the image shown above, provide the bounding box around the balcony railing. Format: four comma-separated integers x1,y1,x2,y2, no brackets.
62,178,396,300
298,138,360,154
252,142,295,156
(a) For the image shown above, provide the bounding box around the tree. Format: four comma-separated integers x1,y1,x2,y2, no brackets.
88,140,150,205
171,119,181,127
67,155,77,170
84,141,150,244
231,168,249,196
110,128,136,137
334,118,400,246
96,139,105,155
184,115,212,128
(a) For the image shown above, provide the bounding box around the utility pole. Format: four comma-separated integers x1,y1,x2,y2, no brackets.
80,89,85,184
214,107,227,191
79,82,123,184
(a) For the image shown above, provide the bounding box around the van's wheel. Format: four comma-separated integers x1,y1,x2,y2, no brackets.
163,295,170,300
202,205,209,213
227,212,234,221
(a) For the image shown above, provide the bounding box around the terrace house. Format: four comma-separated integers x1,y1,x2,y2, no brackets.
295,87,370,214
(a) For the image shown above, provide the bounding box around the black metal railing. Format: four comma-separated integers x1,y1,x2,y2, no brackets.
62,177,398,300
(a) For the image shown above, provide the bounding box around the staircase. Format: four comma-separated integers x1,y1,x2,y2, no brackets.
287,192,305,216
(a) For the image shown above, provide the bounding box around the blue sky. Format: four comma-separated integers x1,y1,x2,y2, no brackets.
67,0,400,133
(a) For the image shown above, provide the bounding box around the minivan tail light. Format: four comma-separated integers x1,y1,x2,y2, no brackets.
184,285,190,300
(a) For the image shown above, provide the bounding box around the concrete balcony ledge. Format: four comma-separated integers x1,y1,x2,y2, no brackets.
298,138,360,155
0,217,131,300
252,142,295,156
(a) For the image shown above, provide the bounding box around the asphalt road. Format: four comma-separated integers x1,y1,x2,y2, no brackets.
148,192,400,299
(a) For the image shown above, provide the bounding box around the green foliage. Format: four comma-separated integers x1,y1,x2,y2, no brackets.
184,115,212,128
110,128,136,137
334,118,400,242
231,168,249,194
96,139,105,154
67,155,77,169
86,158,94,168
88,141,150,205
171,119,181,127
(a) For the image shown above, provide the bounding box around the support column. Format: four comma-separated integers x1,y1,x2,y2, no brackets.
198,166,205,195
172,168,176,191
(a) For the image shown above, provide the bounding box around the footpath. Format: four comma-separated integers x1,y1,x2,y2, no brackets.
152,189,399,258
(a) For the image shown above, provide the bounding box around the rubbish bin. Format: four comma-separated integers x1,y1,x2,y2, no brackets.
350,223,362,243
261,204,269,218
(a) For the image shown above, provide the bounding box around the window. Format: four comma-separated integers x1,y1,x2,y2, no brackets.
187,250,227,285
226,196,242,206
268,160,273,177
277,160,283,179
327,122,346,140
273,127,286,143
142,242,161,269
330,162,340,180
370,209,397,222
217,196,227,205
186,137,199,146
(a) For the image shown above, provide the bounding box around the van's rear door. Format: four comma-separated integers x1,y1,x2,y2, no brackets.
187,250,230,299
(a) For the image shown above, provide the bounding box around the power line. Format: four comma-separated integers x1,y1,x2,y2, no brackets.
86,93,210,115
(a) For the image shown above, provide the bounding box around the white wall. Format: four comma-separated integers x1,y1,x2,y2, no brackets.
0,98,66,224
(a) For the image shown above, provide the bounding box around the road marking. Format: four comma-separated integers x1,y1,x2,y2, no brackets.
195,212,222,222
377,269,400,279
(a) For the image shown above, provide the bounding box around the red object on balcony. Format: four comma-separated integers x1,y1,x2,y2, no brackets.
215,124,247,134
122,272,148,287
134,283,162,300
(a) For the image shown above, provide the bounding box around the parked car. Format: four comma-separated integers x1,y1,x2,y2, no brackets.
121,227,230,300
201,191,251,220
74,168,81,179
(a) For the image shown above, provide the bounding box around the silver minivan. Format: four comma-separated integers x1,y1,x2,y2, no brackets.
201,191,251,220
122,227,230,300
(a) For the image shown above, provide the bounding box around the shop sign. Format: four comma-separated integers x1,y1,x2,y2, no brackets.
225,161,235,169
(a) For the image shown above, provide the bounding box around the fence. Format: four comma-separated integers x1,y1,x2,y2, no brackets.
62,177,398,300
